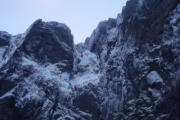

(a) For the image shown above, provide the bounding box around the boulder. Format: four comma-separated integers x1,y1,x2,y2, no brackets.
146,71,163,89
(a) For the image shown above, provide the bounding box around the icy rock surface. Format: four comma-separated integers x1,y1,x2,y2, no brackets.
0,0,180,120
0,31,11,66
146,71,163,86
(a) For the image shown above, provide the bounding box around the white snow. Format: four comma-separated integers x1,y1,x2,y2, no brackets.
22,56,72,94
107,28,118,41
0,35,24,68
22,56,37,66
71,73,100,88
21,43,101,94
79,50,97,66
71,49,101,88
22,56,62,80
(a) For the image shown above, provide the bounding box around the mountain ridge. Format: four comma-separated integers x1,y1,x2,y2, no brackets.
0,0,180,120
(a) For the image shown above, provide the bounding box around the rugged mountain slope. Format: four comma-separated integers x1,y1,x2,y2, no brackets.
0,0,180,120
84,0,180,119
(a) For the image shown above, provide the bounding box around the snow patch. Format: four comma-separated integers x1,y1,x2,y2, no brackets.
71,73,100,88
0,35,24,68
22,56,72,94
107,28,118,41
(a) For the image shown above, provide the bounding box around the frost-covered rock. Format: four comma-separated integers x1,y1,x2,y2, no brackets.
0,0,180,120
0,31,11,66
146,71,163,87
84,0,180,119
0,19,79,120
21,19,74,71
0,31,10,47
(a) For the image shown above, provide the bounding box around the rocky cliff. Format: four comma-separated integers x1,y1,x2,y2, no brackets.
0,0,180,120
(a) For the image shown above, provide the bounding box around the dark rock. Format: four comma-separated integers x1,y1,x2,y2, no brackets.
0,31,11,47
0,80,15,96
21,19,74,72
73,92,101,120
0,96,22,120
122,0,180,47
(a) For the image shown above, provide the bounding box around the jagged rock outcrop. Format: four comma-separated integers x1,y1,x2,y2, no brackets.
85,0,180,119
0,20,79,120
0,0,180,120
0,31,11,67
0,31,11,47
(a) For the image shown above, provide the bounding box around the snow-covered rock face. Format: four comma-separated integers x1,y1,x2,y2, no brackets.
0,0,180,120
73,47,101,88
121,0,179,47
0,31,11,66
21,19,74,71
85,0,180,119
0,20,79,120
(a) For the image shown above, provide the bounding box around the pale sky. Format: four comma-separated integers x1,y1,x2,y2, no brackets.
0,0,127,43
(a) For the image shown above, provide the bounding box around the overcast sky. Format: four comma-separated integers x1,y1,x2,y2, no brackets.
0,0,127,43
